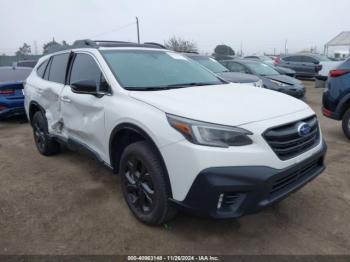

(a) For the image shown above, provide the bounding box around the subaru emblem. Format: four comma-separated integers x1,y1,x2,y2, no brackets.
297,122,311,136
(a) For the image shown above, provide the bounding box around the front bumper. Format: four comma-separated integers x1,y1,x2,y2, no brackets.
281,87,305,98
171,140,327,219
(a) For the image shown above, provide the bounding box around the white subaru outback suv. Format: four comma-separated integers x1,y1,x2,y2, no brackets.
24,40,327,225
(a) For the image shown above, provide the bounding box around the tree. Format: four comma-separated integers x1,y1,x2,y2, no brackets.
43,39,62,54
213,44,235,56
164,36,198,52
16,43,31,58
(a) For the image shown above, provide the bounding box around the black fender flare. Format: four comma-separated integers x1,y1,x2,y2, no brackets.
28,101,46,125
336,93,350,117
109,122,173,197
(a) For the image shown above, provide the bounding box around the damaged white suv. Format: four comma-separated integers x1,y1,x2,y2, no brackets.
24,40,326,225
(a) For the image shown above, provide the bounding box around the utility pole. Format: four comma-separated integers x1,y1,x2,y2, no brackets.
136,17,140,44
285,39,288,54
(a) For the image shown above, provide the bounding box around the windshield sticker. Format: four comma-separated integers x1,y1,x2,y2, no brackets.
167,52,188,60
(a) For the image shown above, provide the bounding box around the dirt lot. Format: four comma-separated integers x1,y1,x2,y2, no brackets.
0,81,349,255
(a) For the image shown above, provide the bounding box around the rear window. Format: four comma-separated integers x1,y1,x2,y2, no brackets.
0,67,32,82
48,53,70,84
337,58,350,70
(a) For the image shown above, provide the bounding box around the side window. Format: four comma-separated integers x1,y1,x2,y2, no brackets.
48,53,70,84
36,59,49,78
284,56,301,62
302,56,317,63
70,53,109,92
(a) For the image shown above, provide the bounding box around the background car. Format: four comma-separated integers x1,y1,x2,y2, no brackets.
322,57,350,138
244,56,297,77
219,59,305,98
0,66,32,119
12,60,38,68
245,55,275,66
185,53,263,87
275,54,339,78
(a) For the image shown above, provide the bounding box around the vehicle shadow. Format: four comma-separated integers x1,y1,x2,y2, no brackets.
0,115,28,125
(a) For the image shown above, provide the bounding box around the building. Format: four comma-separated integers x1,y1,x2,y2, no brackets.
325,31,350,59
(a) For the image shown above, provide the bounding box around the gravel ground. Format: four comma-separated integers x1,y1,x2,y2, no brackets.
0,81,349,255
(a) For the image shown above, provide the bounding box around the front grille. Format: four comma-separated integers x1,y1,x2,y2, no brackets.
269,158,322,197
263,115,320,160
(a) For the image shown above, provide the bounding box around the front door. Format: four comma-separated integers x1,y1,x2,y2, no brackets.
60,52,110,160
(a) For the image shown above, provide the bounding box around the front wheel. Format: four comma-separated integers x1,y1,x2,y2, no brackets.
342,108,350,140
119,141,176,225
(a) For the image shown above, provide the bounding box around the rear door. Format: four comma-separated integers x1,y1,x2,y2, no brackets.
38,53,70,134
301,56,318,75
60,52,110,159
281,56,303,73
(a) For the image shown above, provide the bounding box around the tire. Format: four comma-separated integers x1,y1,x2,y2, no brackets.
342,108,350,140
32,111,60,156
119,141,177,225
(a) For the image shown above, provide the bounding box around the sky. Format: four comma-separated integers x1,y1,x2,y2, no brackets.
0,0,349,55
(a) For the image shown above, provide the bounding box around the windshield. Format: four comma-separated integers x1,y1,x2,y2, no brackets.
102,50,224,90
0,67,32,82
245,61,280,76
188,56,228,74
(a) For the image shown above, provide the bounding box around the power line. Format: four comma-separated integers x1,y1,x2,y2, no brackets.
90,21,136,39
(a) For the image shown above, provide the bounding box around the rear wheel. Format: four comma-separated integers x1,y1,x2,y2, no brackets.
32,111,60,156
119,141,176,225
342,108,350,140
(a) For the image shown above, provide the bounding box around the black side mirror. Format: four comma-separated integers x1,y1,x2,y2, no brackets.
71,80,97,95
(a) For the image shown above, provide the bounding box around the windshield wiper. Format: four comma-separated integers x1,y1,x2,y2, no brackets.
125,82,219,91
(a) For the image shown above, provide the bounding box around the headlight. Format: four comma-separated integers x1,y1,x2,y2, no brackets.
167,114,253,147
254,79,263,87
270,79,290,87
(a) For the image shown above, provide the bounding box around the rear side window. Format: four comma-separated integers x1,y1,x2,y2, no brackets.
48,53,70,84
36,59,49,78
43,59,51,80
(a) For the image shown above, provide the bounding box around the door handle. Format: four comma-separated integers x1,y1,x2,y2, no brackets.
61,96,71,103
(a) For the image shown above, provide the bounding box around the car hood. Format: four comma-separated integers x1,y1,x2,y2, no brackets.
263,74,302,85
217,72,260,83
129,83,310,126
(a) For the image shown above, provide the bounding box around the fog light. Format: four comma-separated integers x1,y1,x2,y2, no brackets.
217,193,224,209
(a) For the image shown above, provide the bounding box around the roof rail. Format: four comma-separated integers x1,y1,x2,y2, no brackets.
143,42,167,49
72,39,98,48
46,39,167,54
